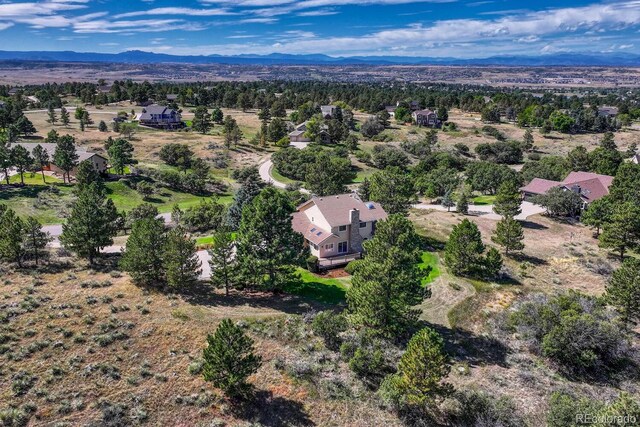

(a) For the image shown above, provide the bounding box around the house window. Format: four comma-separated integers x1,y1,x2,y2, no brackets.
338,241,348,253
359,221,367,228
325,243,334,250
339,225,347,232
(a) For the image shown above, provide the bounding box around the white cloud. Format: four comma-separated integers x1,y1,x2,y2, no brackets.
115,7,235,19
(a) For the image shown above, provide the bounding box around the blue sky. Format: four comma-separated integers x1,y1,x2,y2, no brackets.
0,0,639,57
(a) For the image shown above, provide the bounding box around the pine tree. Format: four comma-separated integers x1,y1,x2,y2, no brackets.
120,217,166,285
163,226,201,288
0,206,26,267
606,258,640,326
581,197,612,237
236,187,303,290
202,319,262,397
46,105,57,125
98,120,108,132
60,183,119,264
75,160,102,191
441,190,454,212
10,145,33,185
493,180,522,217
484,247,503,278
444,219,485,276
369,166,416,215
208,229,238,296
107,138,135,175
491,216,525,255
22,217,51,266
53,135,78,183
0,142,11,185
192,106,213,134
456,190,469,215
379,327,452,409
599,202,640,261
347,214,424,336
60,107,70,126
32,144,49,184
522,128,534,152
227,177,261,230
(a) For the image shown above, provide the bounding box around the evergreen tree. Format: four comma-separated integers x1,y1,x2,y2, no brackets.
441,190,454,212
357,177,371,201
493,180,522,217
120,217,166,285
581,197,612,237
60,107,70,126
0,206,26,267
456,189,469,215
606,258,640,326
60,182,119,264
211,107,223,124
32,144,49,184
444,219,485,276
305,152,355,196
202,319,262,397
53,135,78,183
98,120,108,132
192,106,213,134
484,247,504,278
46,105,57,125
0,142,11,185
227,177,262,230
568,145,591,172
236,187,303,290
75,160,102,191
10,145,33,185
347,214,425,336
599,202,640,261
107,138,135,175
491,216,525,255
369,166,416,215
600,131,617,150
522,128,534,152
163,226,201,288
223,116,242,148
208,228,238,296
22,217,51,266
379,327,452,409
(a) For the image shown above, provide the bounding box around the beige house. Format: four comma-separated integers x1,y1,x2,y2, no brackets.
292,193,388,266
288,121,331,144
10,142,108,177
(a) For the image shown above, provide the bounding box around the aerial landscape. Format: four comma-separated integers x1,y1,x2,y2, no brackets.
2,0,640,426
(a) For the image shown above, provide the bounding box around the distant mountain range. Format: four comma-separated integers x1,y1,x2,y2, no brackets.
0,50,639,66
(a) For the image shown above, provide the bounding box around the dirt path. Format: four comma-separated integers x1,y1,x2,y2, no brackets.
419,273,476,328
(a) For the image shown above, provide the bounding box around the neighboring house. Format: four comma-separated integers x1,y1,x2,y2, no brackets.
408,100,421,111
138,105,183,129
8,88,19,96
97,85,112,94
597,106,619,117
166,94,179,102
321,105,337,119
385,105,397,118
9,142,108,177
520,171,614,208
412,109,439,127
292,193,388,267
26,96,39,104
288,121,331,143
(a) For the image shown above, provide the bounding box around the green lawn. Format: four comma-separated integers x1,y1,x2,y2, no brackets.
351,167,376,184
283,268,351,304
472,195,496,205
195,232,237,246
418,251,441,286
9,173,64,185
270,167,298,185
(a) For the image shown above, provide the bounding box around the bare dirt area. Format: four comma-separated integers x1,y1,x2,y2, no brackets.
0,258,401,426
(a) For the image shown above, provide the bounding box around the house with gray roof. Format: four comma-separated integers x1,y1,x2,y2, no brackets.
10,142,108,177
292,193,387,268
139,105,183,129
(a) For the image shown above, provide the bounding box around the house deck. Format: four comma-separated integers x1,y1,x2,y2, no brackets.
318,253,361,270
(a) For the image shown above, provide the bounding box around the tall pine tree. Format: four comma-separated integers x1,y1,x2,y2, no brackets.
120,217,166,285
163,226,201,288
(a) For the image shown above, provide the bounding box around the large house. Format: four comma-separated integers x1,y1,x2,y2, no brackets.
288,121,331,144
292,193,388,267
412,109,439,127
9,142,108,177
320,105,338,119
520,171,614,208
138,105,183,129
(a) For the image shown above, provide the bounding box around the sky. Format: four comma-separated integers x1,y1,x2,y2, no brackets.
0,0,639,58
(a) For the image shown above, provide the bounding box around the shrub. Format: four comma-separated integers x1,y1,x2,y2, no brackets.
311,311,346,351
448,389,524,427
306,255,319,273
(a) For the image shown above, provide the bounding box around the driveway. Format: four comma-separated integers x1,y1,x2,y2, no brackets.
413,201,545,221
258,141,310,193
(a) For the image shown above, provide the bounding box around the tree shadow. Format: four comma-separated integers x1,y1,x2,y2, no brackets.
230,389,315,427
510,252,547,266
178,281,328,315
519,220,548,230
423,321,510,368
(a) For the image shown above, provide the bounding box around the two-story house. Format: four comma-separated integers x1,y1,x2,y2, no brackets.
412,109,439,127
9,142,108,177
292,193,388,267
138,105,183,129
320,105,338,119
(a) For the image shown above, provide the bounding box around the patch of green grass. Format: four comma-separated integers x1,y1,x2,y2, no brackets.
418,251,441,286
472,195,496,205
282,268,351,304
351,167,376,184
107,166,131,175
0,182,73,224
9,173,63,185
195,232,237,246
270,167,298,185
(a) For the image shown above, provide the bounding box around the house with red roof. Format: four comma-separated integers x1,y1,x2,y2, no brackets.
520,171,614,208
291,193,388,268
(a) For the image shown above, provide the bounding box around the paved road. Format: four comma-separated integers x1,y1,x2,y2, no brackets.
413,201,545,221
257,141,310,193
